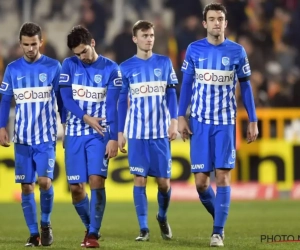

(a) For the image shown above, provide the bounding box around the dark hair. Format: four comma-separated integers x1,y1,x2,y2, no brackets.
203,3,227,21
19,22,42,41
67,25,92,50
132,20,154,36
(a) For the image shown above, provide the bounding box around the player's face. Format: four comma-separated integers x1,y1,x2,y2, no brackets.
133,28,155,52
73,39,96,64
20,35,43,62
203,10,227,37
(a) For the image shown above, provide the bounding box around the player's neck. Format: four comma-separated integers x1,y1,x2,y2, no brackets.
92,52,98,63
23,52,42,63
136,49,152,60
207,34,225,46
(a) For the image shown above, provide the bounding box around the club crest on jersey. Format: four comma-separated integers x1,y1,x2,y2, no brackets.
94,74,102,83
222,57,230,66
154,68,162,78
39,73,47,82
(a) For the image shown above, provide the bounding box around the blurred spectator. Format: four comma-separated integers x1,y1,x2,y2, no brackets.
111,20,136,64
43,0,68,20
268,78,290,107
79,0,107,46
40,31,58,60
152,13,170,56
164,0,203,26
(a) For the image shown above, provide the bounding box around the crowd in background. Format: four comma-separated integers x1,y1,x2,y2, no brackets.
0,0,300,108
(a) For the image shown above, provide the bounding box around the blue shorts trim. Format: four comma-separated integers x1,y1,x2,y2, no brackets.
128,138,172,178
14,141,56,183
65,133,109,183
190,117,236,173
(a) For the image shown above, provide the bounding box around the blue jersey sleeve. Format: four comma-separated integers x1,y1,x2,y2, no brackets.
167,58,178,85
53,62,62,92
107,63,122,90
181,45,195,75
59,59,72,86
236,47,251,81
0,66,13,95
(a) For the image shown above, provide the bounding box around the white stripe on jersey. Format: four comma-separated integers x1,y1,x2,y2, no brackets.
13,86,52,103
130,81,167,98
34,103,41,144
72,84,106,102
195,69,234,85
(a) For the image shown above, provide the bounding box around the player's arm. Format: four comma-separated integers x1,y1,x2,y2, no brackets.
166,60,179,141
178,45,195,141
105,66,122,158
53,62,66,124
117,67,129,153
0,67,14,147
59,59,105,135
237,48,259,143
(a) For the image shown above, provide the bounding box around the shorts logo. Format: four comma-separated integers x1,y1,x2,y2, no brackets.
222,57,230,66
48,159,55,168
67,175,80,181
15,175,25,180
39,73,47,82
191,164,204,169
130,167,144,173
154,68,162,78
94,74,102,84
103,158,108,168
232,150,236,159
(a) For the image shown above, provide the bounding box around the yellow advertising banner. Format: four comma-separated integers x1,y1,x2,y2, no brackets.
0,139,298,202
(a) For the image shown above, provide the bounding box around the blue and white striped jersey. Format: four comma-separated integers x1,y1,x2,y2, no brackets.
59,55,122,136
120,54,178,139
0,55,61,145
181,38,251,125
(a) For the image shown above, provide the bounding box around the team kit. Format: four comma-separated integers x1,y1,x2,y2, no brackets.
0,3,258,248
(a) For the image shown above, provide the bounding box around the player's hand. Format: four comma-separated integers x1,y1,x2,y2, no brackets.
62,124,66,149
118,132,127,153
105,140,118,158
178,116,192,142
247,122,259,144
168,119,178,141
0,128,10,147
83,115,106,136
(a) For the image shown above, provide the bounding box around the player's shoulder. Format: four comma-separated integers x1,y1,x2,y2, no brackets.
41,55,60,65
99,54,118,67
224,39,245,51
61,56,77,65
188,38,207,49
152,53,171,63
119,55,136,68
6,57,23,70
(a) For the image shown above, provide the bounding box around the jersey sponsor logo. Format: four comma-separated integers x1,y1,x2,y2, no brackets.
15,175,25,180
67,175,80,181
182,60,188,70
13,86,53,103
242,64,251,74
113,77,122,86
154,68,162,77
191,164,204,169
195,69,234,85
222,57,230,66
130,167,144,173
94,74,102,83
130,81,167,98
39,73,47,82
59,74,69,82
0,82,9,91
72,84,106,102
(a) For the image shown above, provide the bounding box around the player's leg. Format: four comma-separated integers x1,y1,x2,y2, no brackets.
210,124,235,247
128,138,150,241
15,143,40,247
190,118,215,218
34,141,56,246
64,135,90,247
85,133,109,248
150,138,172,240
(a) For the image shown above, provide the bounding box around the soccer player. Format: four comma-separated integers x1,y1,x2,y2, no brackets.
0,22,63,247
178,3,259,247
118,20,178,241
59,25,121,248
